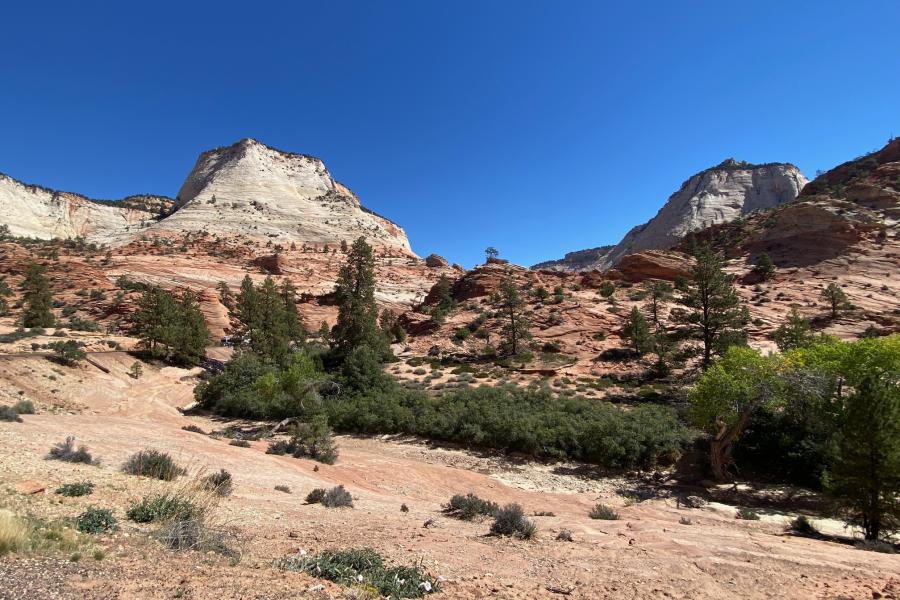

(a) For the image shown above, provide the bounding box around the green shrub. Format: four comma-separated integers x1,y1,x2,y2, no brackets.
305,488,327,504
0,406,22,422
277,547,440,598
11,400,34,415
201,470,233,497
56,481,94,497
127,494,199,523
322,485,353,508
75,508,117,534
121,450,186,480
588,504,619,520
490,504,536,539
735,507,760,520
442,493,499,521
274,485,291,494
228,439,251,448
47,437,97,465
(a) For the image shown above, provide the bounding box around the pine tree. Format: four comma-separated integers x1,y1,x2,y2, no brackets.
217,281,235,311
21,263,54,328
753,253,776,281
134,286,177,354
498,277,530,356
772,306,815,351
822,282,850,319
379,309,406,344
331,237,389,361
827,375,900,541
674,245,749,367
623,306,652,355
169,290,210,365
643,280,673,326
429,274,455,325
0,277,12,316
279,279,304,342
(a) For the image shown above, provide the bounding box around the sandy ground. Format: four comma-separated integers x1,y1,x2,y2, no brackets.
0,352,898,599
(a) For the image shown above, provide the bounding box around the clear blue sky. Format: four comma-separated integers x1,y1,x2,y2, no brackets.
2,1,898,267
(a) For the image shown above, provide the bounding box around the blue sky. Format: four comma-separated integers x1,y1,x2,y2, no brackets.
1,1,898,267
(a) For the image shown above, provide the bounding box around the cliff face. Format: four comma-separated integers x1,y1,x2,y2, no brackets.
534,160,807,271
152,138,413,254
0,173,171,242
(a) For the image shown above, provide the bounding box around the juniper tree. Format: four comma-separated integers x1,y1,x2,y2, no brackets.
674,246,750,368
498,277,530,356
484,247,499,261
21,263,54,328
623,306,652,355
827,374,900,541
331,237,389,361
821,282,850,319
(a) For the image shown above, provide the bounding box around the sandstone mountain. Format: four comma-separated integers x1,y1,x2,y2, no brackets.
535,159,808,271
151,138,413,254
0,172,171,242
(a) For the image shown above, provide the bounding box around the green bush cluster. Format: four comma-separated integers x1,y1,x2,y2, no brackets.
127,494,199,523
278,547,439,598
121,450,186,481
442,493,499,521
55,481,94,497
75,507,117,534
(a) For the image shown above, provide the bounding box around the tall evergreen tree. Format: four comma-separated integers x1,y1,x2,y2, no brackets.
331,237,389,361
643,280,673,327
498,276,530,356
623,306,652,355
753,252,776,281
0,277,12,316
21,262,54,328
169,290,210,365
280,279,304,342
674,246,749,367
134,286,177,353
827,375,900,541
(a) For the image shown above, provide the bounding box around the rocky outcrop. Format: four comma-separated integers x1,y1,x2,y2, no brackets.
608,250,693,283
535,160,807,271
425,253,448,268
152,138,414,254
0,173,171,242
532,246,613,271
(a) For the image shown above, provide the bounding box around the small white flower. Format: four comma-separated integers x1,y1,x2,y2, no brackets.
420,581,433,592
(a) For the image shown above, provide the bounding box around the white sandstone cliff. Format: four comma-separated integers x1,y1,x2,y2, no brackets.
153,138,414,254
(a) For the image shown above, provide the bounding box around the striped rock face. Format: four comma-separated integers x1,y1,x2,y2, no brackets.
151,138,413,255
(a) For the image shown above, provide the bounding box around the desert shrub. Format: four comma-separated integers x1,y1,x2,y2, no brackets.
556,529,574,541
266,440,291,455
181,424,205,434
121,450,186,481
274,485,291,494
855,540,896,554
305,488,326,504
155,516,235,557
75,508,117,534
788,515,819,537
0,406,22,422
490,504,536,540
322,485,354,508
201,470,233,496
735,507,760,520
277,547,440,598
228,439,251,448
56,481,94,497
127,494,199,523
281,417,339,464
442,493,499,521
588,504,619,520
46,437,98,465
454,327,470,341
11,400,34,415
